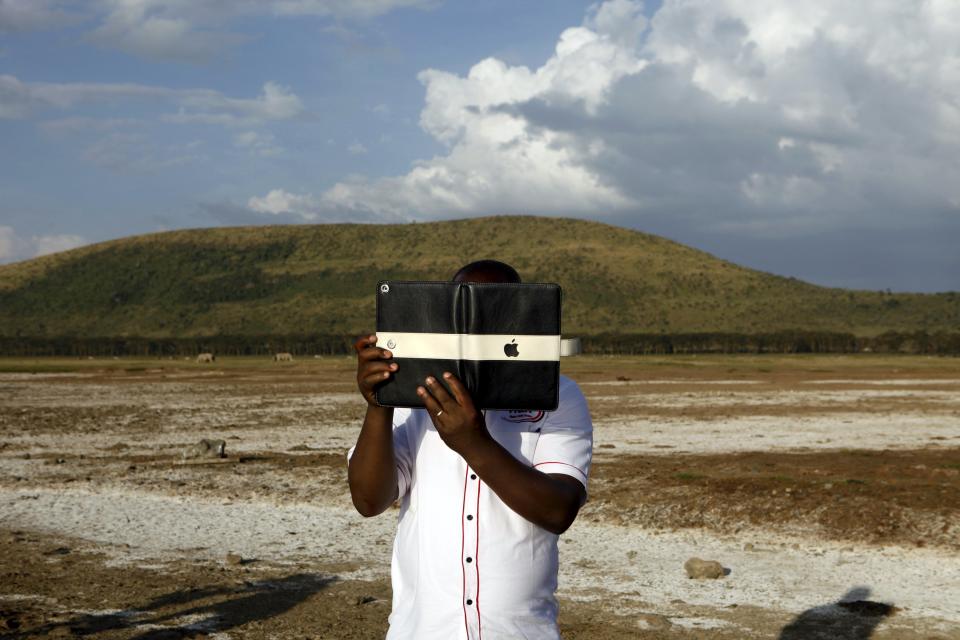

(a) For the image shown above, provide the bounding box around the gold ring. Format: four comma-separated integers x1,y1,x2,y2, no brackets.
435,409,444,417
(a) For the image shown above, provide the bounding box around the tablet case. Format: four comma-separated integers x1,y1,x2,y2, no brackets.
375,281,562,410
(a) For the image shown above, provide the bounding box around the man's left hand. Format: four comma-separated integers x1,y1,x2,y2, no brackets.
418,372,491,456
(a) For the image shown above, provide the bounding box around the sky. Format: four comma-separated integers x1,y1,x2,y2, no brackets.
1,0,958,293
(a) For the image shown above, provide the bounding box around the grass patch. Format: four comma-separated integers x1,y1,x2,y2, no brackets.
2,216,960,341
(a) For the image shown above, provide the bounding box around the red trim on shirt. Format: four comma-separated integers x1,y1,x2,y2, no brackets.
460,466,469,638
475,478,482,639
533,460,587,477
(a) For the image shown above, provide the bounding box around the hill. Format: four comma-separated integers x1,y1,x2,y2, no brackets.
1,216,958,340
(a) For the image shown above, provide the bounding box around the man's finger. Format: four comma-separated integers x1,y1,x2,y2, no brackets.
441,372,470,407
362,370,394,387
358,346,393,362
424,376,456,410
417,385,445,423
353,334,377,353
361,361,397,376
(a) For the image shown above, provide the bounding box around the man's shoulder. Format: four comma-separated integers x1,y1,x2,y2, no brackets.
558,375,586,402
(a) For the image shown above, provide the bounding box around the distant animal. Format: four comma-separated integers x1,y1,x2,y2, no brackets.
196,353,215,363
183,438,226,460
274,352,294,362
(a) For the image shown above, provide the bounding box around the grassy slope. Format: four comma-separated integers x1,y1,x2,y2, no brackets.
0,216,957,338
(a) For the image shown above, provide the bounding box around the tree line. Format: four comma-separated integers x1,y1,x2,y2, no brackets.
1,331,959,357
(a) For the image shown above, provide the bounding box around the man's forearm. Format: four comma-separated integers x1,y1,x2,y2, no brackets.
347,405,398,517
464,437,584,535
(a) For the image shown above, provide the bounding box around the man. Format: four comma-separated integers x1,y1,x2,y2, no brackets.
348,260,593,639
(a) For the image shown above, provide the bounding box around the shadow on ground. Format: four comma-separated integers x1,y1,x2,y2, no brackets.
4,573,334,639
779,587,895,640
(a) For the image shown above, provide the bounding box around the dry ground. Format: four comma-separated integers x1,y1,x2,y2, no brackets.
1,354,959,639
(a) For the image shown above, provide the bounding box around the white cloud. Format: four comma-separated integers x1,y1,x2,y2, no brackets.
0,0,81,32
31,233,86,257
347,141,367,155
0,226,16,261
39,116,141,134
0,75,304,127
233,130,283,156
245,0,960,239
0,225,88,263
82,132,205,172
248,1,646,221
87,7,249,63
83,0,437,61
247,189,320,220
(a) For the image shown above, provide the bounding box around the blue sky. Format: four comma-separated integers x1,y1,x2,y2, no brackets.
1,0,957,292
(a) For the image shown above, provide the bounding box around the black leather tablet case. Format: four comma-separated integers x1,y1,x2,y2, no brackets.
375,281,562,410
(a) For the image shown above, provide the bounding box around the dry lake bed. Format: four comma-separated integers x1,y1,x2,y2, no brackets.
0,354,958,639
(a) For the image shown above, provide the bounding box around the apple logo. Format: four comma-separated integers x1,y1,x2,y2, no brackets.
504,338,519,358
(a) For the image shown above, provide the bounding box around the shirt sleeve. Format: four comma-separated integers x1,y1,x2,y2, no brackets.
531,377,593,493
347,407,416,499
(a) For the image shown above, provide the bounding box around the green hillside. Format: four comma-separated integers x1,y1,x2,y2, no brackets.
0,216,958,339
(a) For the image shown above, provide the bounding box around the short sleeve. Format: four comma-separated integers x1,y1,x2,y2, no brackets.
531,377,593,493
347,407,416,499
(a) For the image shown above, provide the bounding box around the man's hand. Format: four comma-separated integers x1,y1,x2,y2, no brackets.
349,333,399,517
420,371,585,534
417,372,492,456
354,334,398,406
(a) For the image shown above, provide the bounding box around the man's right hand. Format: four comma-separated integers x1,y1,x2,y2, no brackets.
354,334,398,407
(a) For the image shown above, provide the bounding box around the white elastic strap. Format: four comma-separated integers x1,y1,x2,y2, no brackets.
560,338,581,357
378,332,560,362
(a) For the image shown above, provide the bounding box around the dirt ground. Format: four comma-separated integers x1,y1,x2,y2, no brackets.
1,354,959,639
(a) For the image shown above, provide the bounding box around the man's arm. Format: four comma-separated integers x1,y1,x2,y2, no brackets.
347,334,400,517
418,373,586,535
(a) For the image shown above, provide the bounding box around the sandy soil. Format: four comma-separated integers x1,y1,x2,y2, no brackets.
1,355,959,639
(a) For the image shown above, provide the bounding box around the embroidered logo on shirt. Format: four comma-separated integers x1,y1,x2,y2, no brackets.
504,410,545,423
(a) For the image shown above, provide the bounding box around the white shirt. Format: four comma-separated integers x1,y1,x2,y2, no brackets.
354,375,593,640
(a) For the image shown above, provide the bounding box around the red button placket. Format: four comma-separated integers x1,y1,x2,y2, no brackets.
462,467,482,639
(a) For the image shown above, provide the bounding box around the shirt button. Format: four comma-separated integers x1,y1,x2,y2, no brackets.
470,474,477,480
466,599,473,605
466,515,473,520
466,557,472,563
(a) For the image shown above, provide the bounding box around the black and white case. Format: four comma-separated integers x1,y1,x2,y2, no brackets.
375,281,562,410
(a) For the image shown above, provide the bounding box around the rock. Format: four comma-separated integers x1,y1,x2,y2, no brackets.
0,614,22,631
636,613,671,630
225,552,243,566
44,546,71,556
355,595,378,605
684,557,725,579
184,439,226,459
743,543,755,552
